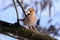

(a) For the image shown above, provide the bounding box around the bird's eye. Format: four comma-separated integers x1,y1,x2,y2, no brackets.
30,11,32,12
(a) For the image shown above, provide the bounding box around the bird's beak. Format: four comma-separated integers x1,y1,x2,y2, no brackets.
25,11,30,15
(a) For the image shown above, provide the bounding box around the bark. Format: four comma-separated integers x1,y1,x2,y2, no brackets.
0,20,57,40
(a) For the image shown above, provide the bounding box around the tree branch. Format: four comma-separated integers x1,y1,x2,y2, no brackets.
13,0,19,24
17,0,26,16
0,20,56,40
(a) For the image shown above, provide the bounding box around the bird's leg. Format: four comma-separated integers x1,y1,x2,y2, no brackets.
29,25,37,31
29,25,40,33
29,25,33,30
31,25,40,34
31,25,38,31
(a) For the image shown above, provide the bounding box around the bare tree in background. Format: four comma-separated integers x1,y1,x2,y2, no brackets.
48,0,52,24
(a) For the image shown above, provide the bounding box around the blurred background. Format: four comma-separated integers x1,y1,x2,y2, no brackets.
0,0,60,40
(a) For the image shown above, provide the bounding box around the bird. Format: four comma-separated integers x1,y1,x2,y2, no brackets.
19,8,36,30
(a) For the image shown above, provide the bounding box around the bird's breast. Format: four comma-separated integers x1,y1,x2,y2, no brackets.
24,16,36,26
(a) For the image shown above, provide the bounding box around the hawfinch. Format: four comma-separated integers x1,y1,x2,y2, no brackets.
20,8,36,30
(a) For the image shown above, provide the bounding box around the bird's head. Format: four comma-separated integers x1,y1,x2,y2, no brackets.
26,8,35,16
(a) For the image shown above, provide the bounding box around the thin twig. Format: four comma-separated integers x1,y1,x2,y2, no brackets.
17,0,26,16
13,0,19,24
